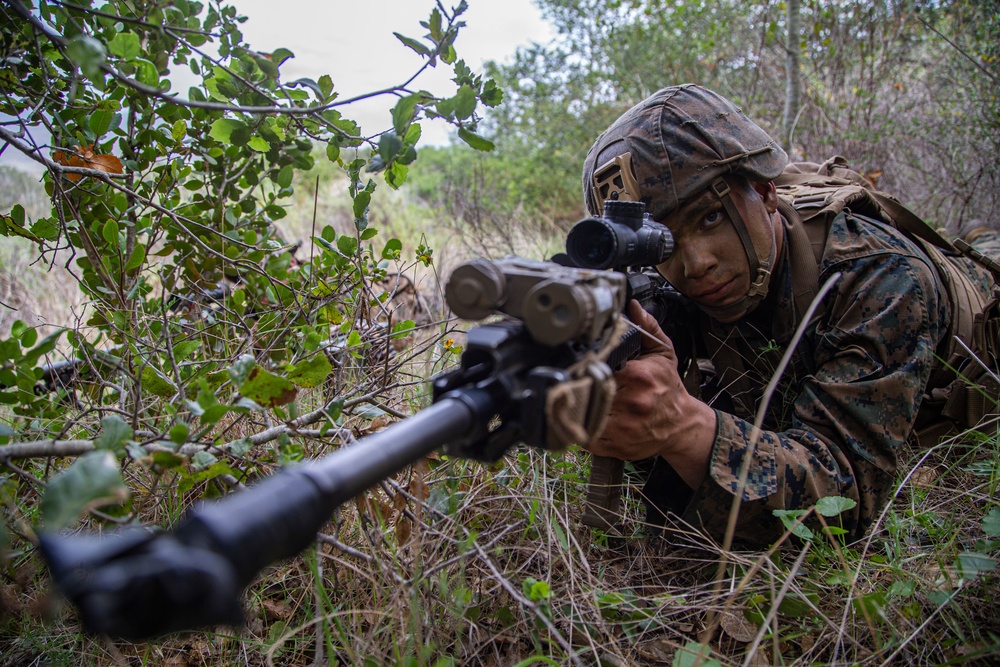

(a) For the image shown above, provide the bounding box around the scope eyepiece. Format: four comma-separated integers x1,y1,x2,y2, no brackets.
565,200,674,271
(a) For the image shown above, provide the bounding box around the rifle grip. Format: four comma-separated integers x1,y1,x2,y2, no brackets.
582,454,624,531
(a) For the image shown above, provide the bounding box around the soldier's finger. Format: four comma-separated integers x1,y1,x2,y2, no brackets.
625,300,673,352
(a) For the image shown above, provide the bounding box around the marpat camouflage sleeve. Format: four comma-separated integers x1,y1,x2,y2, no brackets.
677,215,950,545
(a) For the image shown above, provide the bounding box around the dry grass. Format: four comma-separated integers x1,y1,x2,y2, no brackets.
1,166,998,667
2,426,997,666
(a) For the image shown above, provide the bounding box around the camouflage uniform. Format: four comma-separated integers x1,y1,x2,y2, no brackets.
583,84,998,545
644,209,994,545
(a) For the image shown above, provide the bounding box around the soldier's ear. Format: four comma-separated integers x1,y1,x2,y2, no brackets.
752,181,779,214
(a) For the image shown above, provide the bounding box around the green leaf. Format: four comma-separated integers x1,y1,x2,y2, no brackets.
172,119,188,141
277,165,293,189
89,107,116,137
228,354,256,387
178,461,236,493
248,136,270,152
169,422,190,445
457,128,494,151
318,74,334,99
983,506,1000,536
286,355,332,388
378,131,403,163
94,415,133,456
394,32,431,57
108,31,141,59
672,642,721,667
773,509,815,540
133,58,159,87
66,34,107,81
141,365,177,398
209,118,246,144
326,142,340,163
454,85,477,120
191,450,217,471
852,591,888,621
390,319,415,339
40,450,128,530
337,235,358,257
888,580,917,597
124,244,146,272
381,238,403,260
172,340,200,361
238,366,297,408
352,191,371,221
392,94,420,135
20,326,37,348
21,329,64,367
102,219,120,246
480,79,503,107
777,591,819,617
956,551,997,579
815,495,857,517
199,403,230,426
385,161,408,189
152,450,185,469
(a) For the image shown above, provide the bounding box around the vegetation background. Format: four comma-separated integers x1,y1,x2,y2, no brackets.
0,0,998,665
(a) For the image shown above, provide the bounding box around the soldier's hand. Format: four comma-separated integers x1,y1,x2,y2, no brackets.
587,300,716,488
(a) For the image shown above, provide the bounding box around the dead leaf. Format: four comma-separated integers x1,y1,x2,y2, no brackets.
720,610,758,643
396,516,412,544
910,465,939,488
52,144,124,181
410,468,429,501
635,639,675,663
261,597,291,620
393,491,407,513
378,500,393,519
864,169,883,188
355,494,374,521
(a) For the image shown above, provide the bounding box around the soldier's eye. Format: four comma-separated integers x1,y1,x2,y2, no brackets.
701,210,724,229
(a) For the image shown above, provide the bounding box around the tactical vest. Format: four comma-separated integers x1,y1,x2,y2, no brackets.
771,156,1000,440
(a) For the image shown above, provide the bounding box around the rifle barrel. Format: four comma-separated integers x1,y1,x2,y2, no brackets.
40,396,482,640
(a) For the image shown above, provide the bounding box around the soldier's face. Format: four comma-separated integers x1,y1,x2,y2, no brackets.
655,178,780,322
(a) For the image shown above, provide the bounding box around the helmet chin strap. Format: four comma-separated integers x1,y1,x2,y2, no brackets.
700,178,776,321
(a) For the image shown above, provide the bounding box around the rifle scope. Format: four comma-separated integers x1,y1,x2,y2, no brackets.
566,200,674,270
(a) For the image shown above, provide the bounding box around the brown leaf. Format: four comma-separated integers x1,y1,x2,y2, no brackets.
355,494,373,521
396,516,412,544
910,465,939,488
634,639,675,663
410,470,429,501
261,597,291,620
393,491,407,513
88,152,124,175
52,144,124,181
720,610,758,643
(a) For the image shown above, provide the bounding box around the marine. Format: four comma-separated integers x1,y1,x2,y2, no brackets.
580,84,999,546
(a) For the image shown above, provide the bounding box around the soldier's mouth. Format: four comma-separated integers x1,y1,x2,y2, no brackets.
693,277,738,306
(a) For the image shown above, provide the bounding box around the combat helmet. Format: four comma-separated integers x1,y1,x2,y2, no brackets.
582,84,788,319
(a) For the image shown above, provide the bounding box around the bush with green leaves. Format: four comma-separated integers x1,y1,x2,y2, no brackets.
0,0,501,540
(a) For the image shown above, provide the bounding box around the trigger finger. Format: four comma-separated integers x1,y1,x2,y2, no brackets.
626,300,671,348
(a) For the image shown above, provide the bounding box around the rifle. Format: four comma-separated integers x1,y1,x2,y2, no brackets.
555,200,695,532
38,256,630,641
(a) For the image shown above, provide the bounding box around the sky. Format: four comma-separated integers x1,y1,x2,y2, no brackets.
235,0,556,144
0,0,555,172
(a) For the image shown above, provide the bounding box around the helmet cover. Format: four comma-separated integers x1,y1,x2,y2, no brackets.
583,84,788,218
